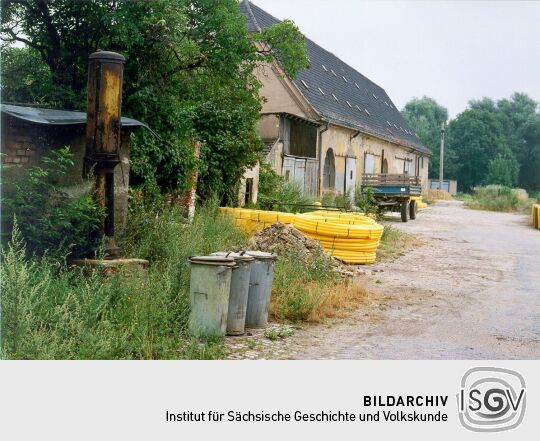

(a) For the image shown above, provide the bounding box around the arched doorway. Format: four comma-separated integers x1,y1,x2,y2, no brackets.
323,148,335,190
382,158,388,173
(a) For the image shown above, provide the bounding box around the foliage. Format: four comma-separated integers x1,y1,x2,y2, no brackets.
445,107,510,191
256,161,314,212
0,46,64,106
355,186,378,216
2,147,103,258
401,96,449,178
0,202,247,359
464,185,533,213
1,0,308,200
484,153,520,187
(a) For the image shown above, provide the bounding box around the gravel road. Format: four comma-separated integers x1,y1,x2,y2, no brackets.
263,201,540,359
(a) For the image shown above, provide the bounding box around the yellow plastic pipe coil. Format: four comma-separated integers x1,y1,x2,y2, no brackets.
533,204,540,230
410,196,427,209
219,207,384,264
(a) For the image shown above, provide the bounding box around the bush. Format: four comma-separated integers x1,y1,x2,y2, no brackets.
256,161,314,212
464,185,532,212
355,186,378,216
0,202,247,360
2,147,103,258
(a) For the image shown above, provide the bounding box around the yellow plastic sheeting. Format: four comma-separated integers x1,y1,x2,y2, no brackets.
533,204,540,230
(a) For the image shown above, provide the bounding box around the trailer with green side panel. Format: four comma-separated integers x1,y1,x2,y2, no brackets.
361,173,422,222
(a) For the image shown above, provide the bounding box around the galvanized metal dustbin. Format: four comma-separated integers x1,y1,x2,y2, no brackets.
211,252,254,335
245,251,277,328
188,256,236,337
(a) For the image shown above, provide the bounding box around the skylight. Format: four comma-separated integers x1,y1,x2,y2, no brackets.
355,105,361,111
342,76,348,82
322,64,328,72
346,101,352,108
365,109,371,116
372,93,377,99
331,69,337,77
386,121,391,126
332,93,339,101
318,87,325,95
355,82,360,89
301,80,309,89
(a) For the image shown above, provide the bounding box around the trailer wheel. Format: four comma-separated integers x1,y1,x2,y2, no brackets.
400,200,409,222
409,200,417,220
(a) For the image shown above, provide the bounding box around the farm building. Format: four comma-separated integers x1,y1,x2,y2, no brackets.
239,1,430,204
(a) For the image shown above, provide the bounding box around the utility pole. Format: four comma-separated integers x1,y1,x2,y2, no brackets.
439,121,445,191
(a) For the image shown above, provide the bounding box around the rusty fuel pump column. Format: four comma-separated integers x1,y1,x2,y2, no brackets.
85,50,125,259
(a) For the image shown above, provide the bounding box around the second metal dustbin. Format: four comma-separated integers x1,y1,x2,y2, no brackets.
211,251,254,335
188,255,236,337
245,251,277,328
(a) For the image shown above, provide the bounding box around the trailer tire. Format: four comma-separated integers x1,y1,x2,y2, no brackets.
401,200,409,222
409,200,417,220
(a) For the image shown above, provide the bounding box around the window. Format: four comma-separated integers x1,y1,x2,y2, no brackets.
404,159,413,174
244,178,254,205
364,153,375,174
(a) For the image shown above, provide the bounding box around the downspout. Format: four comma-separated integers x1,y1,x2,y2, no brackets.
318,122,329,195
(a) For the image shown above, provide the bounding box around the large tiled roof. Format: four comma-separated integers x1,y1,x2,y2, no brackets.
240,1,429,154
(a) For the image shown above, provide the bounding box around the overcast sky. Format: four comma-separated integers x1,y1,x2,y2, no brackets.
251,0,540,118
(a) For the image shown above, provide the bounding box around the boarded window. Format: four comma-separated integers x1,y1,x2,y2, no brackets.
364,153,375,174
283,118,317,158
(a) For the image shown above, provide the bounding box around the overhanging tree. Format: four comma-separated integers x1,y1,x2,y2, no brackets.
1,0,309,199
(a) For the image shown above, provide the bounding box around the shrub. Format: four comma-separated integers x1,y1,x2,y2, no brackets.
2,147,103,258
0,202,247,360
256,161,314,212
355,186,378,216
464,185,532,212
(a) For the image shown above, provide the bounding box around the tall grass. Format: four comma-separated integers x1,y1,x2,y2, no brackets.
464,185,534,212
270,250,366,322
0,203,247,360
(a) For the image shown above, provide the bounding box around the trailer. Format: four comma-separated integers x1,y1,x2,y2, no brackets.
361,173,422,222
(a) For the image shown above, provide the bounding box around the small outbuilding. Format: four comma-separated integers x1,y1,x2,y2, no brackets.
1,104,146,233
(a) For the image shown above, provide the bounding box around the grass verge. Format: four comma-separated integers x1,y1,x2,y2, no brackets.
463,185,535,213
270,250,367,323
377,225,418,261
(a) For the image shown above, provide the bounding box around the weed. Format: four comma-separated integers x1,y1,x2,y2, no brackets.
377,225,418,261
264,326,294,340
464,185,534,213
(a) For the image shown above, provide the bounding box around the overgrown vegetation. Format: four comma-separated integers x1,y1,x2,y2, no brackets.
2,148,103,258
256,161,314,212
0,203,247,359
462,185,535,213
270,250,366,323
377,225,419,261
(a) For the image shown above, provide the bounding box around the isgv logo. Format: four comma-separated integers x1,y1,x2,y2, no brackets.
457,367,526,432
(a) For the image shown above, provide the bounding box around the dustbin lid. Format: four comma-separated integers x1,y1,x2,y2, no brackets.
188,256,236,266
210,251,254,262
244,251,277,261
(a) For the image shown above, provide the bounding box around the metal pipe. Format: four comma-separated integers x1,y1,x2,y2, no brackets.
85,50,125,259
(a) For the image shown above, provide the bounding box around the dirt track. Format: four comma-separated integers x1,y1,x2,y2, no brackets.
244,201,540,360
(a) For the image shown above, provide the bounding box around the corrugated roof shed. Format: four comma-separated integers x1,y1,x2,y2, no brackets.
0,104,147,128
240,1,429,154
